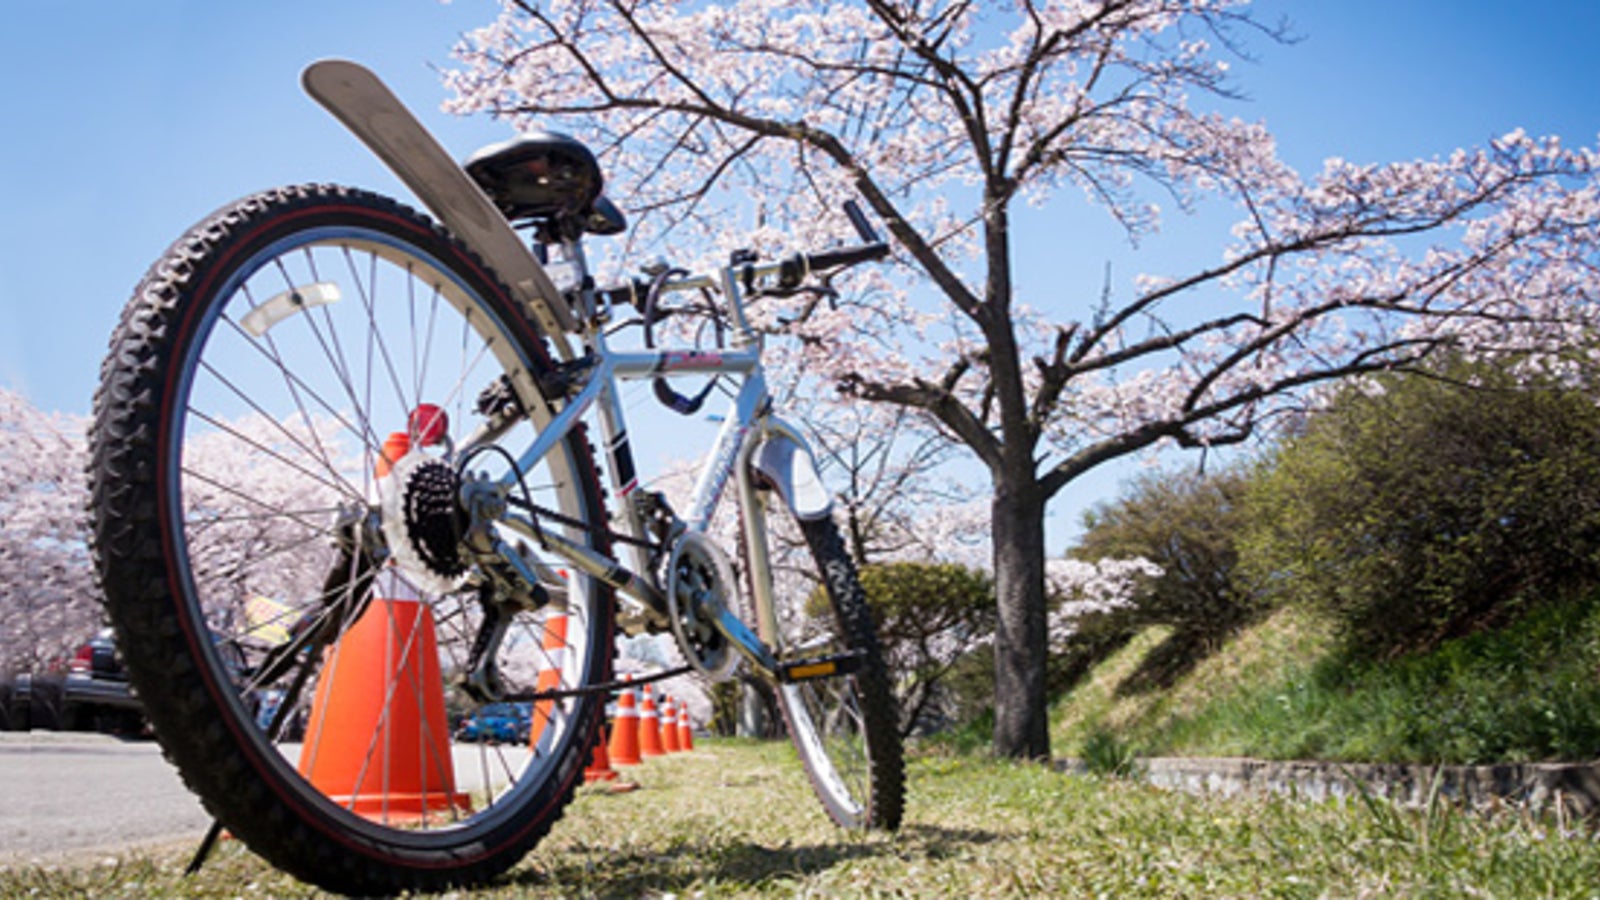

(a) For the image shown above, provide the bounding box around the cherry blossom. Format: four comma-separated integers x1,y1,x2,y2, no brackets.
0,388,95,673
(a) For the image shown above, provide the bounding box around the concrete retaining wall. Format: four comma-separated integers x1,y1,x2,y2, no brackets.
1057,757,1600,818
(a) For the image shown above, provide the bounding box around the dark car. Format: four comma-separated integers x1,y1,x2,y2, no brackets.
455,702,532,744
61,628,148,735
6,630,148,735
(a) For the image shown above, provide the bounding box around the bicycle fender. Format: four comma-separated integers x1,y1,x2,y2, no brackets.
752,430,833,522
302,59,579,348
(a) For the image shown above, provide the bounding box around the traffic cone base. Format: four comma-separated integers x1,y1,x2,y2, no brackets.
585,725,621,783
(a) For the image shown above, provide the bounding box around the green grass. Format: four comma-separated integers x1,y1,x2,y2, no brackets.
5,739,1600,897
1053,591,1600,765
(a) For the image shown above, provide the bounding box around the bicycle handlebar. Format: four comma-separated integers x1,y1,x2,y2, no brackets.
593,201,889,313
784,199,890,280
586,201,889,417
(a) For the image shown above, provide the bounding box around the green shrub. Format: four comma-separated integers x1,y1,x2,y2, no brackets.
824,561,995,736
1241,361,1600,655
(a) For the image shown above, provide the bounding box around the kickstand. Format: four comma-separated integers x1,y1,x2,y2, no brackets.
185,640,318,876
185,819,225,876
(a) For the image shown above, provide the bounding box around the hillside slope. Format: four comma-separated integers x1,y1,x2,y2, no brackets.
1051,592,1600,765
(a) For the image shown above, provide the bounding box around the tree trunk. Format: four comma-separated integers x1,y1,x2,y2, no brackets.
990,478,1050,759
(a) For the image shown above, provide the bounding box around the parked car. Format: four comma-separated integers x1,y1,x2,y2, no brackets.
455,702,531,744
61,628,148,735
5,630,148,736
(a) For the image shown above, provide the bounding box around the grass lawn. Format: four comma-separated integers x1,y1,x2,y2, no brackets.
4,738,1597,897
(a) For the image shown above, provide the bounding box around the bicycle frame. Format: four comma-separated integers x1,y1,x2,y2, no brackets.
476,242,831,679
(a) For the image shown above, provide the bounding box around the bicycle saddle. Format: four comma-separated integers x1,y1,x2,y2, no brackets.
465,131,612,231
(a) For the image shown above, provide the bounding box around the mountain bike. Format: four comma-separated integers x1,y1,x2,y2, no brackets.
88,60,902,895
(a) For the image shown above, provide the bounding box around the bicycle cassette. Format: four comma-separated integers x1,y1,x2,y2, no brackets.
380,450,470,594
663,532,741,681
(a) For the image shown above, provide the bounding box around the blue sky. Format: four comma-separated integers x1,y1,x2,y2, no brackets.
2,0,1598,542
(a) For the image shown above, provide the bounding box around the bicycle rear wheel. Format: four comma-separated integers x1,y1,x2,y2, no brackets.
89,185,612,894
760,507,904,830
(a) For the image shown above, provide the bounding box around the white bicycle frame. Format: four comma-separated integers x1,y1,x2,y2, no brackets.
483,242,834,676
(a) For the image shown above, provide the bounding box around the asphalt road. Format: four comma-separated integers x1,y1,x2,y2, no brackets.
0,731,212,865
0,731,534,867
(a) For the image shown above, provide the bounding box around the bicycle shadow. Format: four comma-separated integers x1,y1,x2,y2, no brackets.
499,823,1001,895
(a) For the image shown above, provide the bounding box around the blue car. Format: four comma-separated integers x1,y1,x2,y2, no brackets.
455,702,531,744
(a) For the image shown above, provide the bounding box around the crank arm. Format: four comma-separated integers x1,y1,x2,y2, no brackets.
707,602,780,678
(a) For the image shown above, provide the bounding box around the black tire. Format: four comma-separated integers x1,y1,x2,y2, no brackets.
58,700,83,733
28,675,64,731
89,185,613,894
773,516,904,830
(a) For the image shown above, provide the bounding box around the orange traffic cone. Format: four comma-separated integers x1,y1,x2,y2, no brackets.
638,685,665,758
528,613,568,751
296,582,471,823
608,678,642,766
586,721,640,793
585,723,620,783
677,705,694,752
661,696,681,753
374,431,410,480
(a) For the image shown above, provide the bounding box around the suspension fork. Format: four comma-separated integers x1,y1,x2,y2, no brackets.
735,414,833,650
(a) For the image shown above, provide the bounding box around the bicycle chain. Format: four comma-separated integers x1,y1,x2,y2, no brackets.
503,664,695,703
503,493,664,554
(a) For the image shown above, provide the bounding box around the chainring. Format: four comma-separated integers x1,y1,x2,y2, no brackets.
663,531,741,681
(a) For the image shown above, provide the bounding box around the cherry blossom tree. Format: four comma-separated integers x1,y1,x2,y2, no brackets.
178,415,357,639
807,402,987,567
0,389,357,676
0,388,96,673
447,0,1600,758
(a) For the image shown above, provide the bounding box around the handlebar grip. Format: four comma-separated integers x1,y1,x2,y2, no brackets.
805,242,890,272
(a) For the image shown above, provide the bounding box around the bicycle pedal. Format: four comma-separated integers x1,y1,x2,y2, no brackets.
778,651,864,683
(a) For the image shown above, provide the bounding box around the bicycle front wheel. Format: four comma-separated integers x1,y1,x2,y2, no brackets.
89,185,612,894
763,510,904,830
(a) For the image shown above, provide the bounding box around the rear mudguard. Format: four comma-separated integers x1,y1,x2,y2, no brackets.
302,59,579,348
